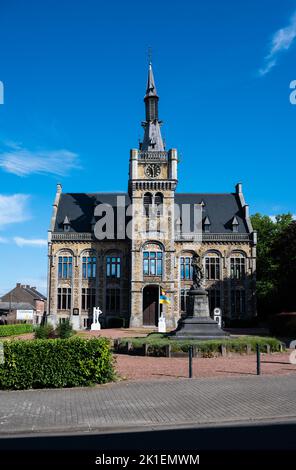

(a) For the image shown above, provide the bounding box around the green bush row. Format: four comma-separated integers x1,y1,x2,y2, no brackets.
0,337,115,390
117,334,284,357
0,323,34,337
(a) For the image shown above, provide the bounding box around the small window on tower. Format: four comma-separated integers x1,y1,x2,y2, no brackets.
143,192,152,216
155,192,163,215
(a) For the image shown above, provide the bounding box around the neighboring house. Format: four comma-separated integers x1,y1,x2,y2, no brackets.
0,302,36,324
47,63,257,330
0,283,47,324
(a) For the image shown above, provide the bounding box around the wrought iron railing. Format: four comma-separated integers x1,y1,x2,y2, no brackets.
175,233,252,242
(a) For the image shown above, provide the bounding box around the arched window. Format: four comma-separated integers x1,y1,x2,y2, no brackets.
230,253,246,280
58,252,73,279
143,192,152,216
204,253,221,280
106,255,121,279
82,254,97,279
155,192,163,215
143,243,163,276
180,256,193,280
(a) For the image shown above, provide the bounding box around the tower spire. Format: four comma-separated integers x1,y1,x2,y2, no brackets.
141,62,164,151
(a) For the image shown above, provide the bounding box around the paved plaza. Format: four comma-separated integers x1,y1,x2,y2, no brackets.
0,375,296,437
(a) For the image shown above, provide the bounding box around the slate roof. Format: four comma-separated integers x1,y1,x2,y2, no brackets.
53,192,249,235
175,193,248,233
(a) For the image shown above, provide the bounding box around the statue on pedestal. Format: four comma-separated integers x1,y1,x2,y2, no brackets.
170,253,228,339
191,255,204,289
91,307,102,331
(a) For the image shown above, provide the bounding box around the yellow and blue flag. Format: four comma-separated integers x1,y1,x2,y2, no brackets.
159,289,171,305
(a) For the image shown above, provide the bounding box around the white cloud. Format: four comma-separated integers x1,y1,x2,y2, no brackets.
14,237,47,248
259,11,296,76
0,194,30,228
0,142,80,177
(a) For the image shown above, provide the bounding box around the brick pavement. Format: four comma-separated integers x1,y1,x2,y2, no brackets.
0,375,296,436
115,352,296,380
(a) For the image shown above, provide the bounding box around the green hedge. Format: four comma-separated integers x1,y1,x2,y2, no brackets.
0,324,34,337
0,337,115,390
117,333,284,357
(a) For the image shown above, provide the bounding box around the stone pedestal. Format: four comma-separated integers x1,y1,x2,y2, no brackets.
171,287,228,340
71,315,80,331
91,322,101,331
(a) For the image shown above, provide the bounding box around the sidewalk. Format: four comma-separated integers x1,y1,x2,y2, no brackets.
0,375,296,437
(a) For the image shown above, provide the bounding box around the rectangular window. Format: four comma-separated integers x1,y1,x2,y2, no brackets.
230,257,245,280
180,257,192,280
57,288,72,310
81,288,96,312
106,288,120,314
205,257,220,280
231,290,246,317
58,256,73,279
106,256,121,278
180,288,190,312
82,256,96,279
208,289,221,315
143,251,163,276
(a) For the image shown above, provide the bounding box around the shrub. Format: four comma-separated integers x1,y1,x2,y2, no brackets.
0,337,115,390
269,312,296,337
0,324,34,337
34,324,54,339
56,319,74,339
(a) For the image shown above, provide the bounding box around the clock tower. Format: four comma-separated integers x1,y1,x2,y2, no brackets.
128,62,178,328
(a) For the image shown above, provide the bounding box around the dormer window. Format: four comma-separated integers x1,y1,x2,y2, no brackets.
232,216,239,233
204,216,211,233
63,216,71,232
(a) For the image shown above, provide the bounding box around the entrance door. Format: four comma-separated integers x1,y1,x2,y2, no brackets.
143,285,159,326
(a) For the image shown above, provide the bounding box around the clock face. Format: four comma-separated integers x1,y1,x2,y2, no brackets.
145,164,161,178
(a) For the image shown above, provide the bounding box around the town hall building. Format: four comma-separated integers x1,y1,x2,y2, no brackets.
47,63,257,329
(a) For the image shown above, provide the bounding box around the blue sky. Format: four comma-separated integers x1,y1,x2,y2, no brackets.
0,0,296,296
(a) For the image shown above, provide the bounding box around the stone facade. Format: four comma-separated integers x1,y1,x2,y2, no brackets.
47,64,257,329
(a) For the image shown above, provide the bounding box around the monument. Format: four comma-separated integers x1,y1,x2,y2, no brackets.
91,307,102,331
171,255,228,339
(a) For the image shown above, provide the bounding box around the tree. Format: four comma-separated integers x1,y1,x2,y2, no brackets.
272,221,296,312
250,213,294,317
